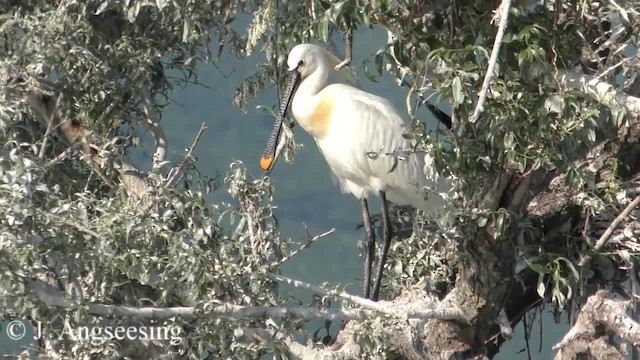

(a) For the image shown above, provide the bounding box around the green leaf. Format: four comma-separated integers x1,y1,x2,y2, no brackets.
495,211,505,235
182,19,191,42
327,1,346,23
503,132,515,149
374,52,384,75
537,274,546,298
526,259,547,274
318,17,329,43
362,60,381,83
155,0,168,11
95,1,111,15
478,156,492,165
452,76,463,104
557,257,580,280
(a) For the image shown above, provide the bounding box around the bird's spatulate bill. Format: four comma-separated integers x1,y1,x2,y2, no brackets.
260,72,301,171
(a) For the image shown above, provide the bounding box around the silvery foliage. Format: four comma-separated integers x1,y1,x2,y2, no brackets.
0,0,293,358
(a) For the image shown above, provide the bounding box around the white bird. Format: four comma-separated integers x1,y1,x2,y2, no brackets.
260,43,450,301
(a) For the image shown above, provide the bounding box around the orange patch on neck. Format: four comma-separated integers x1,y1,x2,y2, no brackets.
307,96,334,139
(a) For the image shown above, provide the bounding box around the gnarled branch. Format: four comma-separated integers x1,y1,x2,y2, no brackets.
554,290,640,360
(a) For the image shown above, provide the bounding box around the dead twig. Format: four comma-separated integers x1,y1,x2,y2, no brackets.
38,93,63,159
165,122,207,187
469,0,512,124
45,142,83,168
334,28,353,71
267,227,335,269
579,194,640,266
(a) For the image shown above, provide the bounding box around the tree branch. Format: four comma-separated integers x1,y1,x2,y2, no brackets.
165,122,207,187
45,142,83,168
38,92,63,159
28,279,386,321
267,227,335,269
139,84,167,167
266,273,467,323
579,194,640,266
237,281,474,360
469,0,512,124
554,290,640,360
334,28,353,71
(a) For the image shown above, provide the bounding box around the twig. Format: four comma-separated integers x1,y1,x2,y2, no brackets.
266,273,467,322
45,142,83,168
412,73,428,119
38,93,63,159
334,28,353,71
268,227,335,269
53,215,101,239
405,81,416,119
139,84,168,167
239,192,260,245
596,57,631,79
468,0,512,124
267,273,389,313
231,217,248,242
165,122,207,187
308,0,317,20
265,120,296,177
96,99,119,126
523,313,533,360
579,194,640,266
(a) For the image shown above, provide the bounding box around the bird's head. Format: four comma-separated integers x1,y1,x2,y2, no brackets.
260,44,325,172
286,43,325,78
260,43,353,172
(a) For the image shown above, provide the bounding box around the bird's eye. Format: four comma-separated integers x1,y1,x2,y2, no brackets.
298,60,304,66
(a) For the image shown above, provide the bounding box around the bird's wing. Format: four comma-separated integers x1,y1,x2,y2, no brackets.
317,84,436,205
314,136,368,199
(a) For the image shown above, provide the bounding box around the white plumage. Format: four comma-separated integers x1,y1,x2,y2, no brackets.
263,43,450,300
286,44,446,211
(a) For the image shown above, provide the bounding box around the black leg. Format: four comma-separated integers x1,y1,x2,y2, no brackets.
360,197,375,299
372,191,392,301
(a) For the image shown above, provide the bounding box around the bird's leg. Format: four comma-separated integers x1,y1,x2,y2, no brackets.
372,191,392,301
360,197,375,299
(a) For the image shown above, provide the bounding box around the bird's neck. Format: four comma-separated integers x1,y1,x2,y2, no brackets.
297,61,330,98
291,60,331,137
